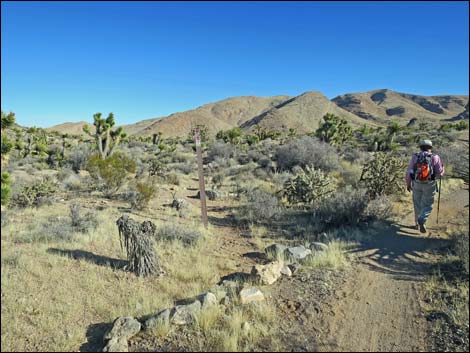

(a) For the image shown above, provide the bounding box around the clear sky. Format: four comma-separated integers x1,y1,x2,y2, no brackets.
1,1,469,127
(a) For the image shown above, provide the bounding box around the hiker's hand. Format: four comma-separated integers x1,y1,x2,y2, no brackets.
407,185,412,192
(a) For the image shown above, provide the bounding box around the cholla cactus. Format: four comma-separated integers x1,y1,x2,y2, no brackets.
83,112,127,159
282,165,335,206
359,152,406,199
116,215,163,277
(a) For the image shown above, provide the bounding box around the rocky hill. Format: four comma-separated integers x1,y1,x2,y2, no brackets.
240,91,374,134
47,89,468,138
332,89,468,125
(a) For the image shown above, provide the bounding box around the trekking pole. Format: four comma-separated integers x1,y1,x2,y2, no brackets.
436,177,442,224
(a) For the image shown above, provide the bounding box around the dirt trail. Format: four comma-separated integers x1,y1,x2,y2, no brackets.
317,187,468,352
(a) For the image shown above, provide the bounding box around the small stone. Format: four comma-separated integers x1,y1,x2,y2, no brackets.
309,242,329,252
171,300,201,325
239,287,265,305
280,265,292,277
288,263,300,274
264,244,287,258
284,246,312,262
144,309,171,330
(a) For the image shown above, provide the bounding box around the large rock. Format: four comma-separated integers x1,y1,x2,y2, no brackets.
103,317,141,342
102,317,141,352
198,292,218,309
284,246,312,262
102,337,128,352
309,242,329,252
264,244,287,259
171,300,201,325
208,285,228,302
144,309,171,330
239,287,265,305
251,260,284,285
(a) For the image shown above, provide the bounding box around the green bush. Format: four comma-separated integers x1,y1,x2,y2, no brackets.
1,172,12,205
130,181,157,210
282,165,335,206
359,152,406,199
86,152,136,196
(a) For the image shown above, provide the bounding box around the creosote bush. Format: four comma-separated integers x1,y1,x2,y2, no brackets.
130,181,157,210
86,151,136,196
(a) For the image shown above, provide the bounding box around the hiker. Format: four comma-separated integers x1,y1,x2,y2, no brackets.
405,139,444,233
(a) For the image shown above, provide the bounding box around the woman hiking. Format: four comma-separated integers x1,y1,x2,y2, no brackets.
405,139,445,233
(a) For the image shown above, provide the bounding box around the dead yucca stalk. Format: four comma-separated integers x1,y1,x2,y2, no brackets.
116,215,163,277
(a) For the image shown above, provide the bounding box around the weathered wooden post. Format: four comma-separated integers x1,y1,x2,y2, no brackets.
194,127,208,229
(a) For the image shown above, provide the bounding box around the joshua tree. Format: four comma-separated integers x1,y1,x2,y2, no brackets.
83,112,127,159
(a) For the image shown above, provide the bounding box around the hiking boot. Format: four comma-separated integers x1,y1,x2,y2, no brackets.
418,220,427,233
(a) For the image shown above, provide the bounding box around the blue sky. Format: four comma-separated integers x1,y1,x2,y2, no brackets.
1,1,469,127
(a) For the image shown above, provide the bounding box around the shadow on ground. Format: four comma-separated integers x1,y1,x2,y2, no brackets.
348,222,452,281
79,322,112,352
47,248,128,270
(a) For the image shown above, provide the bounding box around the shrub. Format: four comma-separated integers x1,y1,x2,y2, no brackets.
148,157,168,177
69,203,99,233
359,152,406,199
11,176,58,208
175,161,194,175
236,189,282,225
155,223,202,246
453,231,469,273
130,181,157,210
86,152,136,196
207,141,236,162
313,187,368,228
67,144,92,173
165,173,180,185
364,195,393,221
274,136,339,172
282,165,335,206
1,172,12,205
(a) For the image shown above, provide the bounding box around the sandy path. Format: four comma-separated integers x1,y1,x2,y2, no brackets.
317,187,467,352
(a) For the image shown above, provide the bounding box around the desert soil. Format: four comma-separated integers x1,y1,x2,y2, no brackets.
128,179,467,352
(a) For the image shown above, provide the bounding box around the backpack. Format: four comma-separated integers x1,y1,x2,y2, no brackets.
413,152,434,182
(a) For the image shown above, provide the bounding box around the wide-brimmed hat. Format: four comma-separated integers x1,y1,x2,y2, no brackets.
419,139,433,147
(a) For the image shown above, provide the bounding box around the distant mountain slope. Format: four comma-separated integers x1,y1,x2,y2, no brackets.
47,121,94,136
47,89,468,137
133,95,291,137
332,89,468,125
240,91,374,134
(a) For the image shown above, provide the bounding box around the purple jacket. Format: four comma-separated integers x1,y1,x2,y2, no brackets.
405,151,444,187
